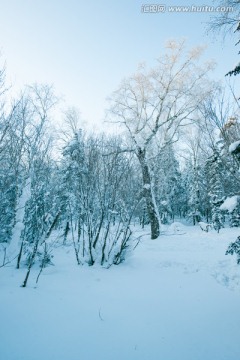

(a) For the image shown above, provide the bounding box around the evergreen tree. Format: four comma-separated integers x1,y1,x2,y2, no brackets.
153,144,183,223
226,236,240,265
206,153,225,232
229,199,240,227
0,170,17,243
20,158,58,286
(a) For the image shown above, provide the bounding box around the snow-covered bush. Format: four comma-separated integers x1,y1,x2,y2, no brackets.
226,236,240,265
220,196,240,227
168,222,185,234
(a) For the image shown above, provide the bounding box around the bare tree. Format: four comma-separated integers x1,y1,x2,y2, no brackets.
60,132,140,267
209,1,240,33
208,1,240,76
108,40,214,239
199,88,240,170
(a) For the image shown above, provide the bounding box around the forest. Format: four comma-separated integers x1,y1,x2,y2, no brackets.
0,39,240,287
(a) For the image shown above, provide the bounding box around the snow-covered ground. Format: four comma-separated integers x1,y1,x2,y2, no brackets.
1,224,240,360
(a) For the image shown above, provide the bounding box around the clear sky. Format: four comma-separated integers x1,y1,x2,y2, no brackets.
0,0,238,130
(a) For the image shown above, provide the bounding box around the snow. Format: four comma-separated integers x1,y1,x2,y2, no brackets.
0,225,240,360
198,221,212,232
229,140,240,154
143,184,151,189
220,196,239,213
167,221,186,234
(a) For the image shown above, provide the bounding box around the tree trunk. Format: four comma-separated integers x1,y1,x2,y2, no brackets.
137,148,160,239
21,238,40,287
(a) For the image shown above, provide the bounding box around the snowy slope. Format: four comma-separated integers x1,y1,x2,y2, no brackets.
0,224,240,360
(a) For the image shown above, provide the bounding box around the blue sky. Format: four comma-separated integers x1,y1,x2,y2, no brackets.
0,0,238,129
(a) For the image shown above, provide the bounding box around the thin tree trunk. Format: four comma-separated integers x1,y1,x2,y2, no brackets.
101,219,111,265
21,238,39,287
16,239,24,269
93,211,104,249
69,212,80,265
137,148,160,239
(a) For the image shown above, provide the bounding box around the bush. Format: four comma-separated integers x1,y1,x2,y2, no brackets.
226,236,240,265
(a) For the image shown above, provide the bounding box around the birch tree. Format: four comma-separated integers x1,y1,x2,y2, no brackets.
108,40,214,239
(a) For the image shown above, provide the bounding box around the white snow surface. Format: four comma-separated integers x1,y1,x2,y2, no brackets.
198,221,212,231
1,224,240,360
220,196,239,213
229,140,240,153
143,184,151,189
167,221,185,234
